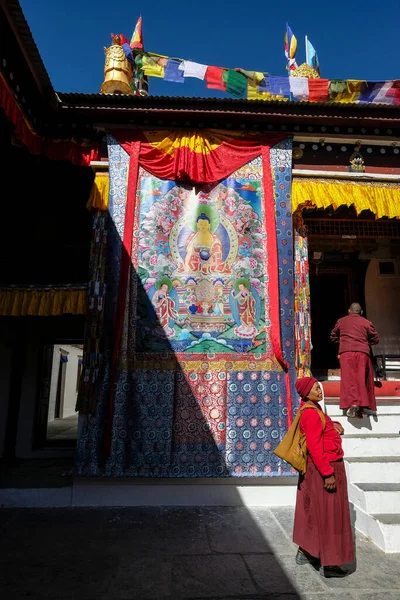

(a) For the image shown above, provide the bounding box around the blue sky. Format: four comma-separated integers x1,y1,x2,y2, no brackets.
21,0,398,97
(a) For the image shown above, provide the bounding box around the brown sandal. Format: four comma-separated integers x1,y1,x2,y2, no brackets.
346,405,358,418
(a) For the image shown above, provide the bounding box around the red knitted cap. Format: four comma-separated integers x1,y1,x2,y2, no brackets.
295,376,318,399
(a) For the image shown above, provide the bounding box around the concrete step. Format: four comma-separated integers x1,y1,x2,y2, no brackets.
322,380,400,398
349,481,400,514
352,504,400,552
325,396,400,403
332,413,400,435
342,433,400,457
326,399,400,416
346,456,400,482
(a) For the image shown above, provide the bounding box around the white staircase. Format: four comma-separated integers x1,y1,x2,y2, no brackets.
325,398,400,553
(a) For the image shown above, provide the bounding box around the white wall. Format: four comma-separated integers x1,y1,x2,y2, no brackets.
48,344,81,421
61,345,81,418
48,345,60,423
365,257,400,356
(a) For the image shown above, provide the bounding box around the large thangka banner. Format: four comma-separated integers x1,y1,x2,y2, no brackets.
76,132,297,477
136,161,268,354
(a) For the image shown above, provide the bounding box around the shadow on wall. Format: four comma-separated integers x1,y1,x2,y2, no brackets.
75,212,293,481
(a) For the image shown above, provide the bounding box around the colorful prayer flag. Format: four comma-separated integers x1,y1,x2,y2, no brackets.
164,59,184,83
284,23,298,71
269,75,290,97
329,80,366,103
205,66,226,91
121,43,136,67
141,55,165,78
373,81,394,104
328,80,347,100
119,33,131,47
130,16,144,50
384,80,400,105
179,61,208,80
289,77,309,100
109,33,400,107
358,82,384,104
308,79,329,102
306,38,320,75
222,70,247,97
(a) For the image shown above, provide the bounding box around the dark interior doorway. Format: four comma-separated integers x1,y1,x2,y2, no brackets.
310,274,349,370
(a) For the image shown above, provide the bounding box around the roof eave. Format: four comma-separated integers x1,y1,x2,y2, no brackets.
1,0,57,107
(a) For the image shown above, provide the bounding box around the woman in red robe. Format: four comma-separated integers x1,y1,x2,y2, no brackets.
292,377,354,578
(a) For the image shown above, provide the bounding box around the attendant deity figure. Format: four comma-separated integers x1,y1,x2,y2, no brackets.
213,281,225,316
183,213,231,275
152,282,178,338
230,279,258,338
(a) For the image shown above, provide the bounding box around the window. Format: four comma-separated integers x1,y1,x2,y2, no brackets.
378,260,397,276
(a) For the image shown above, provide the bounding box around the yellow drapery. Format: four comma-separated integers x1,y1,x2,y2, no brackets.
292,179,400,219
86,170,400,219
86,172,109,211
0,288,87,317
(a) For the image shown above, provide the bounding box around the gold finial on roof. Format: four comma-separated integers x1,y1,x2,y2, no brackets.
101,44,134,95
291,62,320,79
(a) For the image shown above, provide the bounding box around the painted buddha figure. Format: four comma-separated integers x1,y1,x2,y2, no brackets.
184,213,231,275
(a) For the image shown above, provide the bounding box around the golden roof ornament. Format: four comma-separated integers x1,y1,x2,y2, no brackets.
290,62,320,79
101,35,134,95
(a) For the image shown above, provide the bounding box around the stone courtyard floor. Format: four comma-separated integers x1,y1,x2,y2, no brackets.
0,506,399,599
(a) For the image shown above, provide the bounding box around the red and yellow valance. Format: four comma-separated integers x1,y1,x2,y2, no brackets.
0,72,99,166
114,129,285,183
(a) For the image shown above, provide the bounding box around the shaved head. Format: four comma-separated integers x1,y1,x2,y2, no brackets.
349,303,362,314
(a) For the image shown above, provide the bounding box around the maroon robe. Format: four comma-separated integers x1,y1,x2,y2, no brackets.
330,313,379,410
293,460,354,566
339,352,376,411
293,404,354,566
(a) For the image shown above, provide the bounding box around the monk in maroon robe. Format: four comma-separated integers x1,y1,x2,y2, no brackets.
330,303,379,418
293,377,354,578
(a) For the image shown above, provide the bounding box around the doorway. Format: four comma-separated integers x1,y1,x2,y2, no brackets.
35,341,83,448
310,273,350,370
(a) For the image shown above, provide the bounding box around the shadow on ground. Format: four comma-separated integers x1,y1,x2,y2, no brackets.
1,506,400,599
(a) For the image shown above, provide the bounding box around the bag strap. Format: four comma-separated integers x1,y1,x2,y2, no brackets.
298,403,326,430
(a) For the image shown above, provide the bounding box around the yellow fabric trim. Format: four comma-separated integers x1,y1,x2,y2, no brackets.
121,358,282,372
0,289,87,316
143,128,257,156
143,130,223,156
87,173,109,211
292,179,400,219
